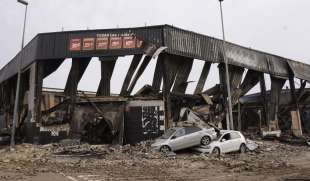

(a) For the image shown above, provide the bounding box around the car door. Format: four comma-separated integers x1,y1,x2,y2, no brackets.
219,133,235,153
184,127,202,146
229,132,242,151
169,128,186,150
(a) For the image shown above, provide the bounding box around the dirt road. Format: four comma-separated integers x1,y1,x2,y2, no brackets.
0,140,309,181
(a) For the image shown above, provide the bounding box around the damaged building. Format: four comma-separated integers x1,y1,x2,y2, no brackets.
239,88,310,137
0,25,309,144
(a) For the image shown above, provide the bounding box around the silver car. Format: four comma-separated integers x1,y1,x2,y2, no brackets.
193,130,247,155
151,127,217,153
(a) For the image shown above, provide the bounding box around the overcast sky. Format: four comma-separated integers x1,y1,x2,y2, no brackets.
0,0,309,94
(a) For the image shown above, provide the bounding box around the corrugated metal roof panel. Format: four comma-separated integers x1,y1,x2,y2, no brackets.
288,60,310,81
0,24,309,84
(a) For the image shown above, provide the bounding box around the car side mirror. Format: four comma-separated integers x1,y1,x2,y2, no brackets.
221,139,226,142
171,136,176,139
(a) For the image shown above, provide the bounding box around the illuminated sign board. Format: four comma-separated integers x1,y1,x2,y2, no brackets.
96,37,109,50
109,37,122,49
69,33,143,52
123,36,136,49
69,39,81,51
82,38,95,50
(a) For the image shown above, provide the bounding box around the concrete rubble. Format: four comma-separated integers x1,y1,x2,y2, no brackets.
0,139,309,180
245,139,258,151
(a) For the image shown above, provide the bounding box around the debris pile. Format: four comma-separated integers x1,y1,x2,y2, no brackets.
52,140,162,159
0,141,163,165
0,139,309,180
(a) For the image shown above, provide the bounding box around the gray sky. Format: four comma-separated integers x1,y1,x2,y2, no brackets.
0,0,309,94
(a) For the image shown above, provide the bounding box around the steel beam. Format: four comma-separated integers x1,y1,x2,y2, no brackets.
42,59,65,79
172,58,193,94
156,53,186,129
160,54,172,129
152,57,164,92
64,57,91,121
259,73,268,127
239,70,261,97
64,58,91,96
120,54,143,95
297,80,307,102
194,62,211,94
218,63,231,129
127,55,152,95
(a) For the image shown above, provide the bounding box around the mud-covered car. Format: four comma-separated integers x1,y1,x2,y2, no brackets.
151,127,217,153
193,130,247,155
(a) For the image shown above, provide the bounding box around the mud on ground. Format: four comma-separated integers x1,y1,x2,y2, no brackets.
0,140,309,181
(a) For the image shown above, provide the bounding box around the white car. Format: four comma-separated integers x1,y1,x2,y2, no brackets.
194,130,247,155
151,127,218,153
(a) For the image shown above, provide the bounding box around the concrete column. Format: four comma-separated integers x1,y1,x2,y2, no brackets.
28,62,43,123
121,55,142,95
194,62,211,94
97,57,117,96
269,76,286,131
64,57,91,122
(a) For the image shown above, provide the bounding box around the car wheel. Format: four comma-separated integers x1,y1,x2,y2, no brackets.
212,147,220,156
201,136,211,146
160,145,171,154
239,143,247,154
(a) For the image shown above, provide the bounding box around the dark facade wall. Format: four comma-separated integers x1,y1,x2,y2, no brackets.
18,98,165,145
71,102,125,143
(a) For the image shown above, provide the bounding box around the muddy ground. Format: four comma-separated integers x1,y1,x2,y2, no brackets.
0,140,309,181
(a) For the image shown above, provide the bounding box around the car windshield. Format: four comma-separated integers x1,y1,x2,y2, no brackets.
160,128,177,139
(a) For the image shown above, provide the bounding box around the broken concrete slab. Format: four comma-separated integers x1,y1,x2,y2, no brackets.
246,139,258,151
